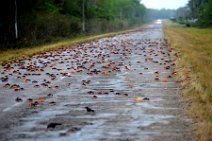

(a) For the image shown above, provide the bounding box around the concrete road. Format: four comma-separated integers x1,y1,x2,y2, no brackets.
0,21,193,141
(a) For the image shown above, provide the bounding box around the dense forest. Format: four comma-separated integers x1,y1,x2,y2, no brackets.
0,0,147,49
175,0,212,27
0,0,178,50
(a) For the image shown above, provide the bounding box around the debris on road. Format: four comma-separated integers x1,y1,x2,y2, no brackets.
0,21,193,141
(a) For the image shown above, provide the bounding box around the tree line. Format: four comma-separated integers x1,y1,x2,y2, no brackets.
175,0,212,27
0,0,146,49
0,0,177,50
146,9,176,21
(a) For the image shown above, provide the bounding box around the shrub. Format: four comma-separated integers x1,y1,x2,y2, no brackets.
17,14,81,46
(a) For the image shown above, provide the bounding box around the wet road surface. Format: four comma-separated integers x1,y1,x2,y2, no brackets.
0,21,193,141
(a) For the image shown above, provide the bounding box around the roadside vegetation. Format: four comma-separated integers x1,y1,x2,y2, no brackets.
175,0,212,27
0,0,175,66
164,21,212,141
0,0,176,51
0,25,145,66
0,0,146,50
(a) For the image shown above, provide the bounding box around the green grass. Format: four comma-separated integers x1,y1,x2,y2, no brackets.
0,25,145,67
164,21,212,141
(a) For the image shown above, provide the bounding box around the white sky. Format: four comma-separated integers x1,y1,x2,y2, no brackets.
141,0,189,9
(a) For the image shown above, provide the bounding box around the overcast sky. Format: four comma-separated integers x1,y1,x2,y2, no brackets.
141,0,189,9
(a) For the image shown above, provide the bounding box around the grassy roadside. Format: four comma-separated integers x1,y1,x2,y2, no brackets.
164,21,212,141
0,25,145,67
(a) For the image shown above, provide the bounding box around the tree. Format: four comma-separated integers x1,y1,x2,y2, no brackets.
199,0,212,26
82,0,85,31
0,0,147,49
146,9,176,21
176,0,212,27
176,6,191,21
15,0,18,39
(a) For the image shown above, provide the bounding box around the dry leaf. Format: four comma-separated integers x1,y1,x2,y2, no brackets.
135,97,143,102
38,98,45,103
